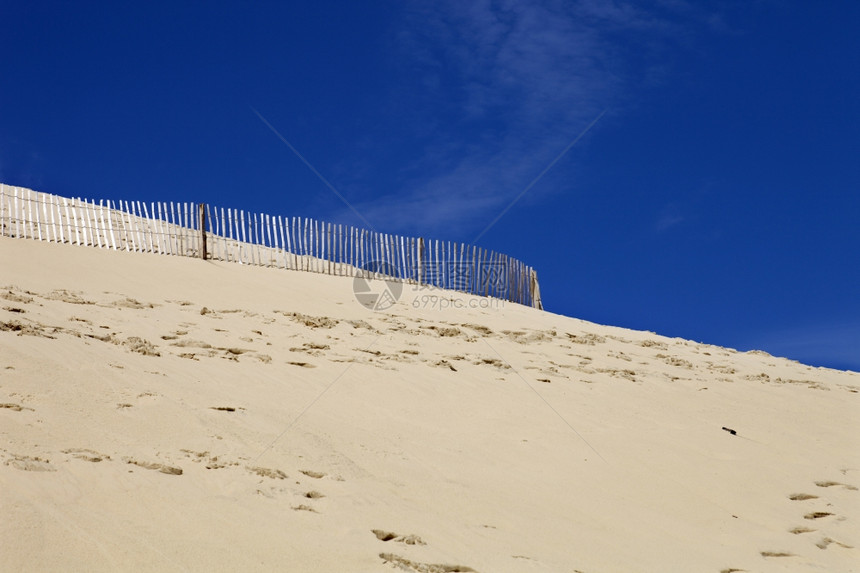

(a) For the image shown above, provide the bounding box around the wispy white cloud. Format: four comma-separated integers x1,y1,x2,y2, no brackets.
331,0,723,238
656,203,684,232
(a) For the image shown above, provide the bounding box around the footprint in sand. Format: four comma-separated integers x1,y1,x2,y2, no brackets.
372,530,426,545
815,480,858,491
124,457,183,475
0,403,33,412
815,537,854,550
789,526,816,535
247,466,287,480
788,493,818,501
378,553,474,572
5,455,55,472
62,448,111,462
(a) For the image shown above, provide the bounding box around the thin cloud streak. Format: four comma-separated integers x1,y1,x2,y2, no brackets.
472,108,607,244
330,1,715,238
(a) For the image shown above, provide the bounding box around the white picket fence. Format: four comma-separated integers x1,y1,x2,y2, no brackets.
0,184,542,308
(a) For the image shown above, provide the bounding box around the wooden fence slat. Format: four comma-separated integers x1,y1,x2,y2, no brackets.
249,212,256,265
102,201,113,250
32,190,39,240
168,202,177,255
0,186,6,237
145,201,156,253
82,198,93,247
20,188,27,239
163,202,170,253
133,200,143,252
67,197,79,245
23,189,33,239
85,199,97,248
9,187,18,237
17,188,25,239
233,209,240,264
370,229,376,277
20,187,26,238
308,219,319,272
131,201,141,251
11,187,18,237
43,192,52,242
119,201,131,251
276,215,285,268
206,203,217,261
94,200,104,249
31,189,42,241
323,222,329,275
359,228,366,276
311,218,318,273
174,201,181,255
0,186,5,237
138,201,148,252
156,202,167,254
155,202,165,254
63,197,75,245
124,201,133,250
118,201,129,250
37,191,44,241
84,201,102,249
302,217,308,271
24,189,33,239
133,201,142,251
14,187,24,238
314,219,319,273
371,231,378,277
220,207,227,261
284,215,291,269
47,193,56,242
112,200,119,249
176,201,181,232
45,194,55,243
141,202,153,253
47,193,57,243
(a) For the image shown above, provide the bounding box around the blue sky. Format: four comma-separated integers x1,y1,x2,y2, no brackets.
2,1,858,371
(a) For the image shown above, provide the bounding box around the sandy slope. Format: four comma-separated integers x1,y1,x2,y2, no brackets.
1,236,858,572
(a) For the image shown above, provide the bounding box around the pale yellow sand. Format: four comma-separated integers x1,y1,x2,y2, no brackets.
1,236,858,572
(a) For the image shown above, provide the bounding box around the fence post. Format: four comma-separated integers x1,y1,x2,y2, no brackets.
198,203,207,260
529,269,543,310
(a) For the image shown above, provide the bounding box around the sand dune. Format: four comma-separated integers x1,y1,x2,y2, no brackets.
1,236,858,572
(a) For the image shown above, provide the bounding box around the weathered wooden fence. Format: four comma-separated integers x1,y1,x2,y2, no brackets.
0,184,542,308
